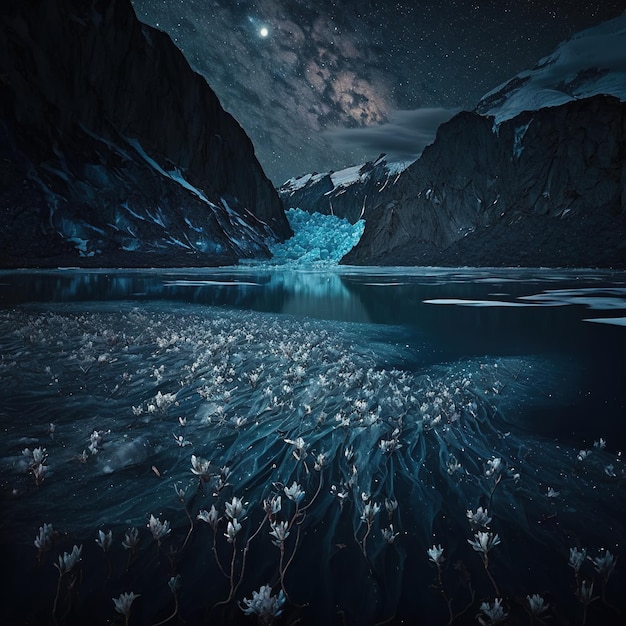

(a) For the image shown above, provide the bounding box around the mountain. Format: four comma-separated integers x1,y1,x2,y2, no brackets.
285,12,626,268
0,0,291,268
278,155,410,224
342,95,626,267
476,11,626,124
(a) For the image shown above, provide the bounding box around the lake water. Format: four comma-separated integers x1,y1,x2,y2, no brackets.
1,266,625,625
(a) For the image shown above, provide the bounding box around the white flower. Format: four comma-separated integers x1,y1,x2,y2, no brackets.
361,502,381,524
604,464,616,477
577,449,591,461
122,527,139,551
34,523,54,551
231,416,247,429
224,519,242,543
427,544,444,565
385,498,398,514
379,437,402,453
568,547,586,572
197,504,219,529
547,487,560,498
173,482,187,502
269,520,290,546
468,531,501,555
591,550,616,579
95,529,113,552
477,598,508,625
284,481,305,504
241,585,285,620
526,593,549,616
168,575,182,593
225,496,246,520
263,495,282,515
314,453,326,471
172,433,192,447
485,457,503,478
284,436,308,461
147,514,171,542
466,507,492,530
593,438,606,449
113,591,140,616
55,544,82,575
381,525,399,544
32,447,48,465
446,454,462,474
330,484,348,501
190,454,211,477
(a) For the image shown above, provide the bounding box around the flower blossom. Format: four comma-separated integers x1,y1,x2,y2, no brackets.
113,591,140,616
55,544,82,575
147,514,171,542
241,585,285,622
427,544,445,565
468,531,501,555
269,520,290,546
284,481,305,504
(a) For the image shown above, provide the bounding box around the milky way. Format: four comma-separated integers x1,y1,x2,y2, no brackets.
131,0,625,184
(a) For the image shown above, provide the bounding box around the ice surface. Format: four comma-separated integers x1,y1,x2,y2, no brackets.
424,298,544,307
584,316,626,326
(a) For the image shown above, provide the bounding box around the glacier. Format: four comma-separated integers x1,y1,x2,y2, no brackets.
252,208,365,267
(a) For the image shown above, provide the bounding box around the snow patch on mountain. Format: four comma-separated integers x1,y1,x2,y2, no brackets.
477,11,626,123
280,155,412,196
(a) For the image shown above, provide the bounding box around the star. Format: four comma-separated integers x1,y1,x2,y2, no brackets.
259,26,269,38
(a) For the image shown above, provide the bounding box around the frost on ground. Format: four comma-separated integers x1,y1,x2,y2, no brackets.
0,302,624,624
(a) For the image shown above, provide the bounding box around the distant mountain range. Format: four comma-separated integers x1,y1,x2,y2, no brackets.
282,12,626,268
0,0,291,268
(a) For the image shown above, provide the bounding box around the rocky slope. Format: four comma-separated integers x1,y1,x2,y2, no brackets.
0,0,290,268
342,95,626,267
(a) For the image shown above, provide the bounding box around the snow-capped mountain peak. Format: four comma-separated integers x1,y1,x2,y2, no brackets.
476,10,626,123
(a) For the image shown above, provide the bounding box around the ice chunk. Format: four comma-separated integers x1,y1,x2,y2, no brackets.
254,209,365,267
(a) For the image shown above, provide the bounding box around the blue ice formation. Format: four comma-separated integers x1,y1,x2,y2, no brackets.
264,208,365,266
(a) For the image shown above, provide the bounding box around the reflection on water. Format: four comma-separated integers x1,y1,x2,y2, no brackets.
0,267,625,625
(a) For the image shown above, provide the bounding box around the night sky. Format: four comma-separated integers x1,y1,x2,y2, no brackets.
131,0,626,184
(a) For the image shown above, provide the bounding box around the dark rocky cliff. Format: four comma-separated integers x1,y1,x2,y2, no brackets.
341,95,626,267
0,0,291,267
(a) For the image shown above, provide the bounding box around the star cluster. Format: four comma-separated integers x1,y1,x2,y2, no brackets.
131,0,625,183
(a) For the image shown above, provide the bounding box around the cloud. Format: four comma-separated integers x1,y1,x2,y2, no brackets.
324,107,459,162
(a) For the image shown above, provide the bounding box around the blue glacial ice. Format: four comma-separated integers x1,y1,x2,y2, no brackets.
256,208,365,266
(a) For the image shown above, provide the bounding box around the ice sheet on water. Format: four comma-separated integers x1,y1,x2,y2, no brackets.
584,316,626,326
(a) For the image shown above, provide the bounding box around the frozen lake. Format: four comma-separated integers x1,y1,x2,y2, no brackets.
1,266,625,625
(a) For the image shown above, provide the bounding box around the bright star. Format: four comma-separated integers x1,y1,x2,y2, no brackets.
259,26,269,38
